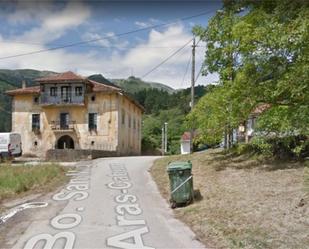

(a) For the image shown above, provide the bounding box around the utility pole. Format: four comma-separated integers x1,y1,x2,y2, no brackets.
190,37,196,154
164,122,168,153
161,127,164,155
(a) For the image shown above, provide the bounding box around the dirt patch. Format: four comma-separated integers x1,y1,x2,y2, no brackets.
151,149,309,249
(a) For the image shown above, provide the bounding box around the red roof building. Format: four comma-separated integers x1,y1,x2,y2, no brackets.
6,71,144,159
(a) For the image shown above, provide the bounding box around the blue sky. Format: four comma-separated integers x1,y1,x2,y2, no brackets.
0,0,221,89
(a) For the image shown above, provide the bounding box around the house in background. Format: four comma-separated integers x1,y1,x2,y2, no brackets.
6,71,143,158
237,103,271,143
180,131,191,154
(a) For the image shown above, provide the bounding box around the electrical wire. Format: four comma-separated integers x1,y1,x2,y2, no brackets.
195,63,204,82
141,38,193,79
180,53,191,88
0,10,215,60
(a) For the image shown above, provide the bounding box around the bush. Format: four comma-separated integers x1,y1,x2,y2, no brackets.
250,137,273,157
232,136,309,159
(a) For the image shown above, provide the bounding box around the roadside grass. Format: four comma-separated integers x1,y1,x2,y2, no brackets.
0,164,68,203
151,149,309,249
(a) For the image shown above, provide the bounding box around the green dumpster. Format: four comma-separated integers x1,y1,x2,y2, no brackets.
167,161,194,208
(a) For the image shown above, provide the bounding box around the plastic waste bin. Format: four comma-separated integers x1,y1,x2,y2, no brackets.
167,161,194,208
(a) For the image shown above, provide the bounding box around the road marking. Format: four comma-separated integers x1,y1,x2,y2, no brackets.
107,163,154,249
76,207,85,212
23,166,92,249
51,213,82,230
0,202,48,224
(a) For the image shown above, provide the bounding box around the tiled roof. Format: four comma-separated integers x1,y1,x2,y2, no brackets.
6,86,40,95
181,131,199,141
89,80,121,92
5,72,145,111
36,71,85,83
181,132,191,141
251,103,271,116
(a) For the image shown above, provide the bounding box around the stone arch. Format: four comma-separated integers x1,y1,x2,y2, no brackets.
57,135,75,149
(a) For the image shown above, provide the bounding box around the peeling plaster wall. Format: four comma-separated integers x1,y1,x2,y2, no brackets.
118,95,142,156
12,95,50,158
11,92,142,158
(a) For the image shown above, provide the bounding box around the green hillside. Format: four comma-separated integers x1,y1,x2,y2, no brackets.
0,69,55,88
111,76,175,94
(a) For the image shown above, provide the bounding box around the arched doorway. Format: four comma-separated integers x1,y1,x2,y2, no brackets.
57,135,75,149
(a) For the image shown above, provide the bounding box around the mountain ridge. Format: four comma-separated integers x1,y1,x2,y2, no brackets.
0,69,175,94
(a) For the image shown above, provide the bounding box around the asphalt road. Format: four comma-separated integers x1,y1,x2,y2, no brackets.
3,156,205,249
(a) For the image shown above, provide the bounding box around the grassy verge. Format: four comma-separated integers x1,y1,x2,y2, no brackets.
151,149,309,249
0,164,68,203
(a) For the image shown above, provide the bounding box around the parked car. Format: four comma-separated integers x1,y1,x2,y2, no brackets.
0,133,22,161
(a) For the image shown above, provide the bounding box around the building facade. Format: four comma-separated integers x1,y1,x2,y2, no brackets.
6,71,143,158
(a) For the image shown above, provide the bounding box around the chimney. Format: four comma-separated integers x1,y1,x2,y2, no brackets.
22,80,26,89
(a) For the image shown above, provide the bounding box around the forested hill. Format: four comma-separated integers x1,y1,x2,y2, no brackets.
89,74,175,94
0,69,174,94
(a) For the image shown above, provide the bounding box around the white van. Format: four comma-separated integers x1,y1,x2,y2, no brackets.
0,133,22,160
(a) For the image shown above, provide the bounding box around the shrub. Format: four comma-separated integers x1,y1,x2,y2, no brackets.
232,136,309,159
250,137,273,157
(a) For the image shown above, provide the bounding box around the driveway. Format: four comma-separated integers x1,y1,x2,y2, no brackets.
3,156,205,249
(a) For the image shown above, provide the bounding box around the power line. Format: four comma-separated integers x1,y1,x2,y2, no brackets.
141,38,193,79
179,37,202,88
0,40,204,49
0,10,215,60
180,53,192,88
195,63,204,82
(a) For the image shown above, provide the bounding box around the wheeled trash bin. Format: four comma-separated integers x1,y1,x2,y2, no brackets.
167,161,194,208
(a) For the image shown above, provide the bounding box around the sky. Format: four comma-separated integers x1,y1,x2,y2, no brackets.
0,0,222,89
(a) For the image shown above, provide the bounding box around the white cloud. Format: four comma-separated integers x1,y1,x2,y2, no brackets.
0,11,217,89
6,0,54,25
9,1,91,44
134,18,160,28
134,21,150,28
82,32,129,49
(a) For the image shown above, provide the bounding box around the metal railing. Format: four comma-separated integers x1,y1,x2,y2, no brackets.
40,94,84,105
50,121,76,131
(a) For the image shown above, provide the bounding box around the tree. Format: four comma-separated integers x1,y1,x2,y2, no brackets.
189,0,309,146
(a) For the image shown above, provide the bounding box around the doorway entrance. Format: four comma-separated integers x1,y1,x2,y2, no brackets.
57,135,74,149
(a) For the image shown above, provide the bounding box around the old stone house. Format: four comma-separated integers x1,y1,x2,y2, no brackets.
6,71,143,158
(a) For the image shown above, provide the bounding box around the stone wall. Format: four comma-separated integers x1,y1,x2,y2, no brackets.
46,149,118,162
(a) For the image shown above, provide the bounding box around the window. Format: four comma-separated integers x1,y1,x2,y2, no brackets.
33,96,39,104
121,109,125,125
75,86,83,96
60,113,69,129
32,114,40,132
128,114,131,128
89,113,97,131
91,95,96,102
133,117,136,129
61,86,71,102
50,87,57,96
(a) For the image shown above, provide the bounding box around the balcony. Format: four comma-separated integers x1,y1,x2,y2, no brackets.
40,94,84,106
50,121,76,131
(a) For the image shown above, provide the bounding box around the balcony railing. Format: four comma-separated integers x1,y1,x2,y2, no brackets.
50,121,76,131
40,94,84,106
